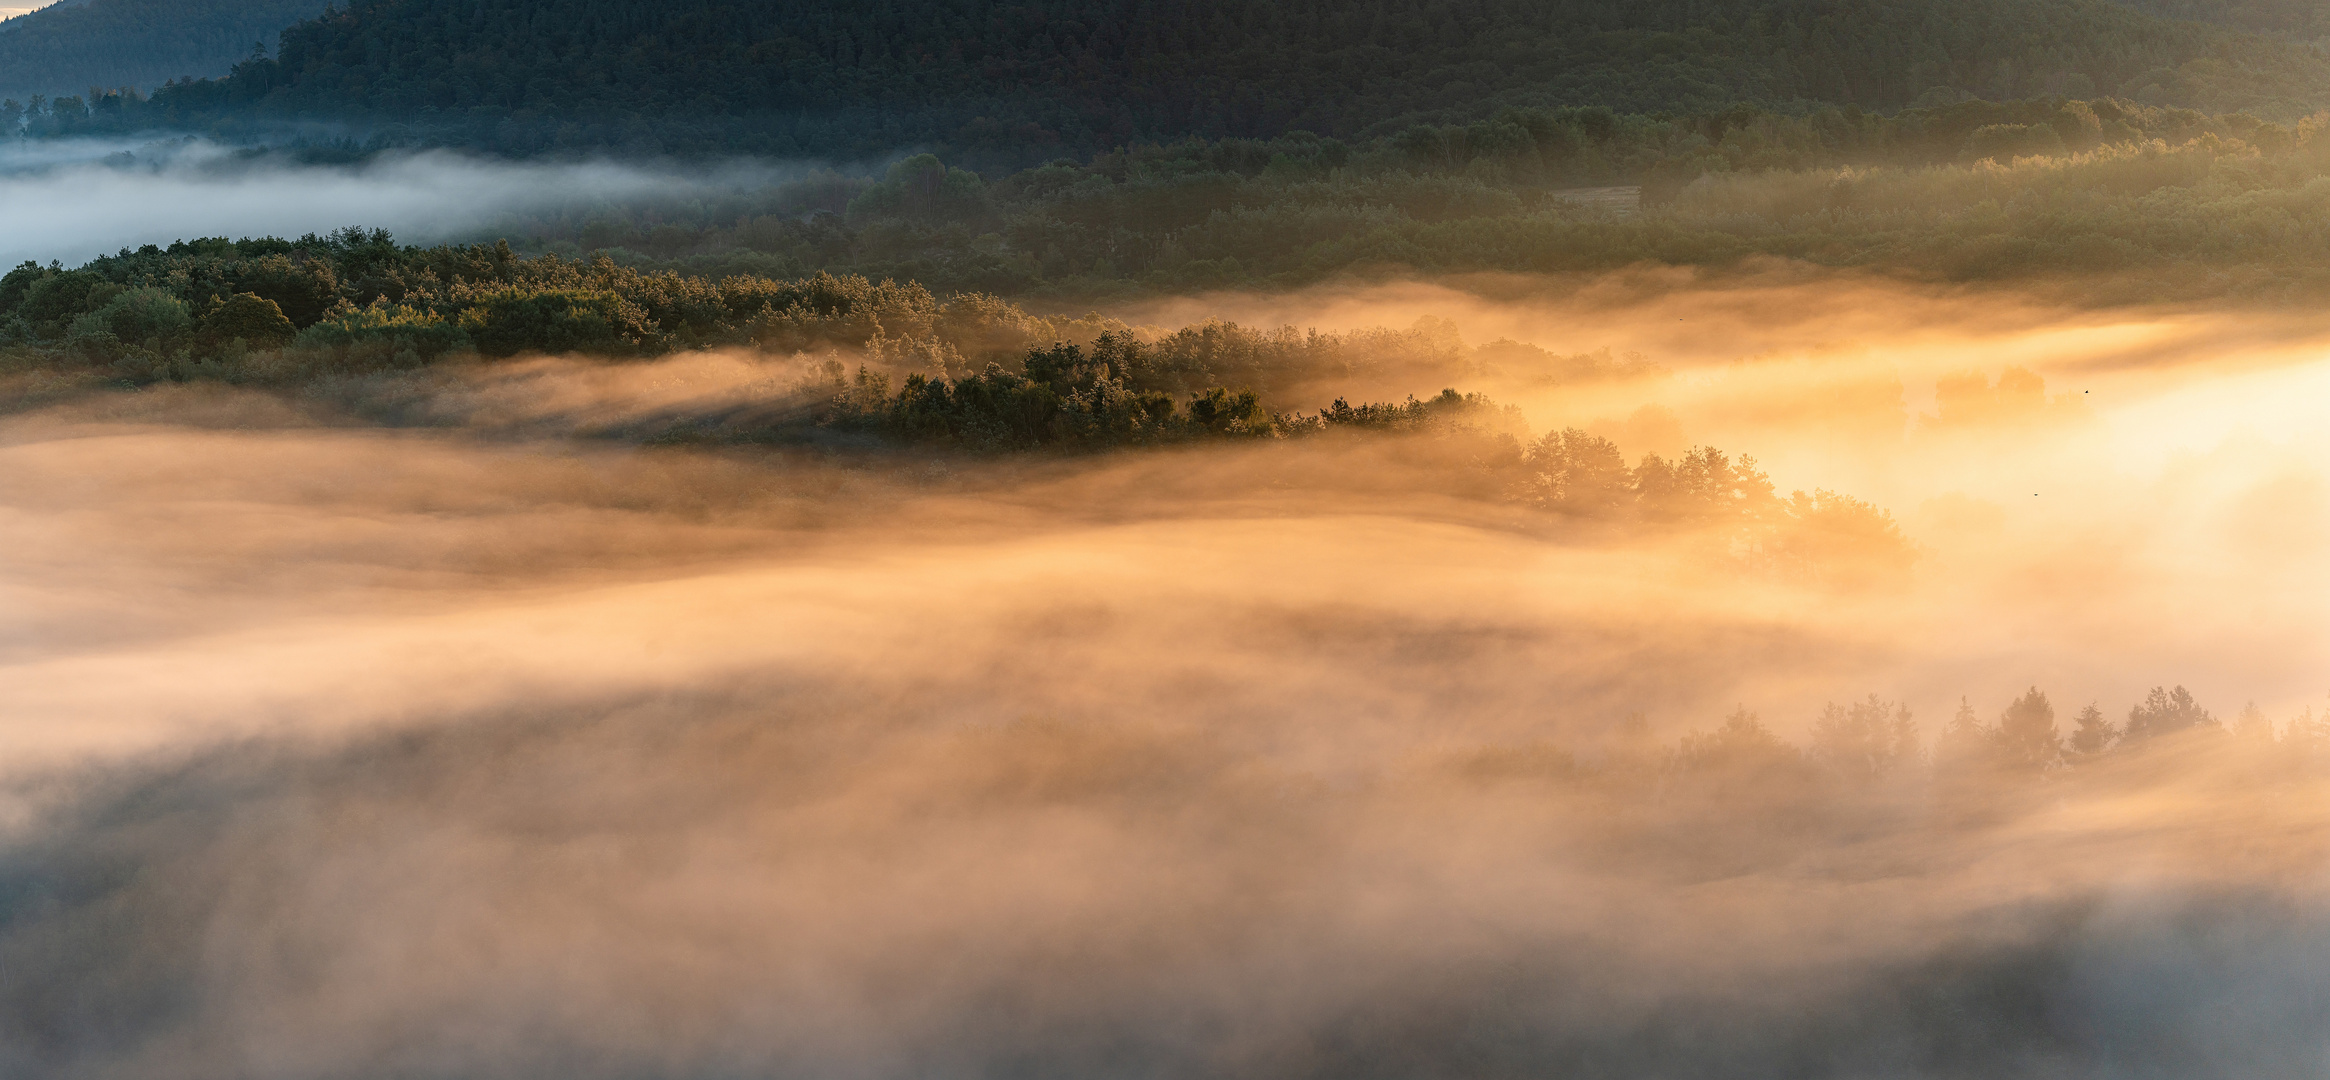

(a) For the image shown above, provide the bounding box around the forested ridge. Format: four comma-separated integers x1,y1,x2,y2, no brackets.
278,97,2330,301
3,0,2327,1068
53,0,2330,161
0,228,1925,583
0,0,330,104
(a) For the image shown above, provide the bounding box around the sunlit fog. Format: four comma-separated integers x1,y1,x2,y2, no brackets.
7,267,2330,1075
9,0,2330,1074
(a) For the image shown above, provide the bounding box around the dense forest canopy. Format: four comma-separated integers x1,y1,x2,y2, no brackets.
37,0,2330,162
9,92,2327,311
334,97,2321,301
0,0,330,104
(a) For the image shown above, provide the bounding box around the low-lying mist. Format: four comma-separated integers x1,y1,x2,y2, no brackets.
5,271,2330,1077
0,139,801,266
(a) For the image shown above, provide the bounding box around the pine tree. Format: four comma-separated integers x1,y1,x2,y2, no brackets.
1935,696,1994,777
2231,701,2275,744
2280,705,2325,775
2066,703,2115,760
1993,686,2060,773
1808,694,1920,782
2123,685,2216,744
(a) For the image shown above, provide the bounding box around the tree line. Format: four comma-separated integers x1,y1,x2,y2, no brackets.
1470,683,2330,819
0,228,1917,581
792,338,1909,580
113,97,2297,302
0,230,1067,379
0,228,1631,395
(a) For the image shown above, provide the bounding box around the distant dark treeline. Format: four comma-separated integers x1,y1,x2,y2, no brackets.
10,91,2321,301
11,0,2328,163
0,0,329,104
431,98,2330,299
1471,683,2326,816
2107,0,2330,35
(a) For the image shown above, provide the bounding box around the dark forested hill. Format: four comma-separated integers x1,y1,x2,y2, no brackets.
61,0,2330,163
0,0,330,104
2107,0,2330,36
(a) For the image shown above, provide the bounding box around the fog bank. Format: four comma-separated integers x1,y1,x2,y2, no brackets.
5,273,2330,1076
0,139,792,265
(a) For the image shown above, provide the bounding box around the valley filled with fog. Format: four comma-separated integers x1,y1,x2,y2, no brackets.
6,262,2330,1076
10,0,2330,1072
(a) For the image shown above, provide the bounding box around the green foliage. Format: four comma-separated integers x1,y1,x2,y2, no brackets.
0,231,1118,380
201,292,296,346
454,289,655,358
69,286,191,350
5,267,104,341
0,224,1921,580
229,254,341,328
819,334,1206,451
846,155,991,224
1184,387,1276,437
294,301,466,367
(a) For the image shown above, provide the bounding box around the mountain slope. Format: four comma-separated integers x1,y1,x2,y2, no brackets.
0,0,330,104
2108,0,2330,36
97,0,2330,161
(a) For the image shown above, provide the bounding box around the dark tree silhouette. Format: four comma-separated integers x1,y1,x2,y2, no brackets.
1993,687,2061,772
2123,685,2217,743
1808,694,1920,782
2066,703,2117,759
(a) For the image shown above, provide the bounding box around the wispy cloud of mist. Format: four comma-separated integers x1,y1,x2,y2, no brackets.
0,139,797,266
5,273,2330,1076
1116,272,2330,718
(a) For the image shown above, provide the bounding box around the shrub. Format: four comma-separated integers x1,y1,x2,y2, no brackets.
200,293,297,347
295,302,474,367
454,289,660,357
70,287,191,349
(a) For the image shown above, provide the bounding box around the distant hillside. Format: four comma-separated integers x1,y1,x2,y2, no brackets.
2108,0,2330,36
69,0,2330,162
0,0,329,104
